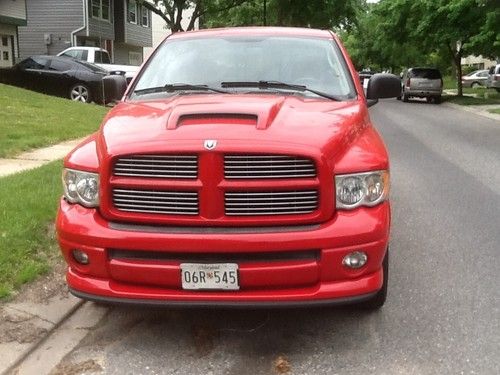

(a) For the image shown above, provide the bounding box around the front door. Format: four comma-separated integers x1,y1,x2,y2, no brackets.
0,35,13,68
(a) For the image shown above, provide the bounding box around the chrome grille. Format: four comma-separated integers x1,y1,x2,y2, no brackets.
224,155,316,179
225,190,318,216
113,189,198,215
114,155,198,179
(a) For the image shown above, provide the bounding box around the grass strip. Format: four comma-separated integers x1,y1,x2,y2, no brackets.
0,161,63,298
0,83,108,158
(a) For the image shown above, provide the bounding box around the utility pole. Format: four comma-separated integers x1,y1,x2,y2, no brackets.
263,0,267,26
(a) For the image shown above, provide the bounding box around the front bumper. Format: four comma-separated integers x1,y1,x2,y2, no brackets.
57,199,390,306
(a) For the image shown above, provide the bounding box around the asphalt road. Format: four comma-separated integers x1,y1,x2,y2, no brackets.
55,99,500,375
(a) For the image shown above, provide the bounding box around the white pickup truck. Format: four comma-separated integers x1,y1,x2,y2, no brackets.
57,47,139,83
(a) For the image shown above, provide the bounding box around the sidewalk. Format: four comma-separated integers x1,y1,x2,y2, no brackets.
442,102,500,122
0,268,84,375
0,137,97,374
0,139,83,178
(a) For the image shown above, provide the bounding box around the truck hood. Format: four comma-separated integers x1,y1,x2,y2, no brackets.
98,94,369,162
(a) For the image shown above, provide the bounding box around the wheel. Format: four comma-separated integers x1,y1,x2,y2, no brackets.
434,95,441,104
426,97,432,103
402,92,409,102
69,84,91,103
358,249,388,310
471,82,480,89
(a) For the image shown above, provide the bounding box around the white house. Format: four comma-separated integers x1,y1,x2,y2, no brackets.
0,0,27,67
143,6,198,60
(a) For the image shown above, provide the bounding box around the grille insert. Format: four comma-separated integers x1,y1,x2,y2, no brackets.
224,155,316,179
225,190,318,216
113,188,198,215
114,155,198,179
110,249,320,263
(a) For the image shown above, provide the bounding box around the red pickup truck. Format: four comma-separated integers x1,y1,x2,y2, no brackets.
57,27,401,309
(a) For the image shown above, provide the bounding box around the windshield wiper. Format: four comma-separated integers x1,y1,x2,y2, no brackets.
220,80,342,101
133,83,230,96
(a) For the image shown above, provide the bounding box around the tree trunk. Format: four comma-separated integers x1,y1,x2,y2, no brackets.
455,51,463,97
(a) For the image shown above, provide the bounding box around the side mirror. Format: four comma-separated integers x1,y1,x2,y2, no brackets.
366,73,402,107
102,74,127,103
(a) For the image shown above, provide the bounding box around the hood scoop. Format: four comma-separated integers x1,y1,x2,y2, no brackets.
176,113,258,128
166,99,285,130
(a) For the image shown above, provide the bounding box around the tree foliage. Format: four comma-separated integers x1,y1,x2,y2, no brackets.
343,0,500,96
204,0,362,29
136,0,255,32
137,0,363,32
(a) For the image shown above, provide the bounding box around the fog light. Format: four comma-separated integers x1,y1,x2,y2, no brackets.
72,249,89,265
343,251,367,269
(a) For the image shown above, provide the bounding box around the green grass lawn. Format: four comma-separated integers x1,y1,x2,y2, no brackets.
488,108,500,115
443,93,500,106
0,83,108,158
443,76,456,90
0,161,63,299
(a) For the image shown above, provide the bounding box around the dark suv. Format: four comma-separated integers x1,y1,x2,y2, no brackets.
400,68,443,104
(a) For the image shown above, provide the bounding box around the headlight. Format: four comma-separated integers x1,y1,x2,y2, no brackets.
62,168,99,207
335,170,389,210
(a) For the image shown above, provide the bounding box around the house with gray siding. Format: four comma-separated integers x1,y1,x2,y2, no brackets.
17,0,152,65
0,0,27,67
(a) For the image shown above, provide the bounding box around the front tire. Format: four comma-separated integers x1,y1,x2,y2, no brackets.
358,249,388,310
69,84,91,103
471,82,480,89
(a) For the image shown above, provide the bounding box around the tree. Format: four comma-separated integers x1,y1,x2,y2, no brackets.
136,0,254,32
341,2,428,72
203,0,363,30
408,0,497,96
467,1,500,59
352,0,499,96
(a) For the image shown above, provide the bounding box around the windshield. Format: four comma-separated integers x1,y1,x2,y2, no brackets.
131,36,356,100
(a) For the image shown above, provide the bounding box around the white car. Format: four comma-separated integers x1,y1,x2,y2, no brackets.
58,47,139,83
461,69,489,88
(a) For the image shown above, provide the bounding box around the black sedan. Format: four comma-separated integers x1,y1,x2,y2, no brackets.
0,56,125,104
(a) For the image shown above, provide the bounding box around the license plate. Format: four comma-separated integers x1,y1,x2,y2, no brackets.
181,263,239,290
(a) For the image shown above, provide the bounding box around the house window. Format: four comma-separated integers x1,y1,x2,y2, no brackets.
2,36,8,47
91,0,111,21
141,6,149,27
3,51,9,61
128,0,138,24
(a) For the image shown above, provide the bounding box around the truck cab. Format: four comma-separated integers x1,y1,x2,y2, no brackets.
58,47,139,83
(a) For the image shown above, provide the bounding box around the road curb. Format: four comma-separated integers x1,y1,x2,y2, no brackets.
442,102,500,122
0,293,84,375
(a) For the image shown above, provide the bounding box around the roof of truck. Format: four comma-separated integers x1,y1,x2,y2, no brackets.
168,27,334,40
